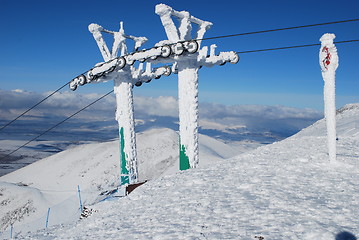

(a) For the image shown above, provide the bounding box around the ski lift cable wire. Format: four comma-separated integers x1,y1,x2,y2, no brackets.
67,18,359,73
198,18,359,42
0,70,90,132
0,82,70,132
0,90,114,161
3,39,359,161
1,18,359,133
2,39,359,136
88,18,359,69
236,39,359,54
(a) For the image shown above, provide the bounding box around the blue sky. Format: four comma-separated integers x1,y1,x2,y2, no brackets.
1,0,359,110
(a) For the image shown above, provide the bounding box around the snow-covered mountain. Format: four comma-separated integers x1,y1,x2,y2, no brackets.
0,128,244,237
1,104,358,239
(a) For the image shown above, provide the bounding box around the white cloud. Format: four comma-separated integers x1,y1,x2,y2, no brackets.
0,90,115,120
199,102,322,124
134,96,178,117
0,89,323,142
1,89,322,118
0,90,178,120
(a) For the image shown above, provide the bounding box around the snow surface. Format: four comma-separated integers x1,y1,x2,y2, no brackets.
0,104,358,239
0,128,240,238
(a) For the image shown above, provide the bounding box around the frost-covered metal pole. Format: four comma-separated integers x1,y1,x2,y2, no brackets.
177,59,200,169
88,22,144,185
156,4,238,170
75,4,238,178
156,4,210,169
71,20,175,186
319,33,339,163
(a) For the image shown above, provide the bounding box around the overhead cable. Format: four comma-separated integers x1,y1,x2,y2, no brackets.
236,39,359,54
0,82,70,132
0,90,114,161
2,18,359,132
199,18,359,41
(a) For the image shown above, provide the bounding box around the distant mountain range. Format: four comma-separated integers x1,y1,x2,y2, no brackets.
0,112,320,176
0,89,323,176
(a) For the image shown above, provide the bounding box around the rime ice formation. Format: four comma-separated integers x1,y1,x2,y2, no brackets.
71,4,239,176
155,3,238,169
88,22,145,185
320,33,339,163
155,3,212,44
88,22,148,61
177,59,200,169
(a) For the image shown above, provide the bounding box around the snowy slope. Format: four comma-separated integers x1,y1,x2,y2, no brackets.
137,128,240,180
297,103,359,138
0,128,241,236
9,103,359,240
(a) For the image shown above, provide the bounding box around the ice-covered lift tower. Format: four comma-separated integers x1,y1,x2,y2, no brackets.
69,4,238,183
70,22,172,187
88,22,143,186
155,4,239,170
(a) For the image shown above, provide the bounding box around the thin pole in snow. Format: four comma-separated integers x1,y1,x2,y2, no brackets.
10,224,13,239
45,208,51,228
77,185,83,212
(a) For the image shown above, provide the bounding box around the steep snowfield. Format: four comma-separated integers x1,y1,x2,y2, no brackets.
1,104,359,239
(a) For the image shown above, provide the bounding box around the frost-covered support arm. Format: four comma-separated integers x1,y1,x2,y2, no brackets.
110,22,147,52
110,22,127,57
195,22,212,46
320,33,339,163
178,12,192,41
131,63,171,85
198,45,239,66
155,3,212,44
155,4,180,42
88,24,112,61
90,22,148,59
